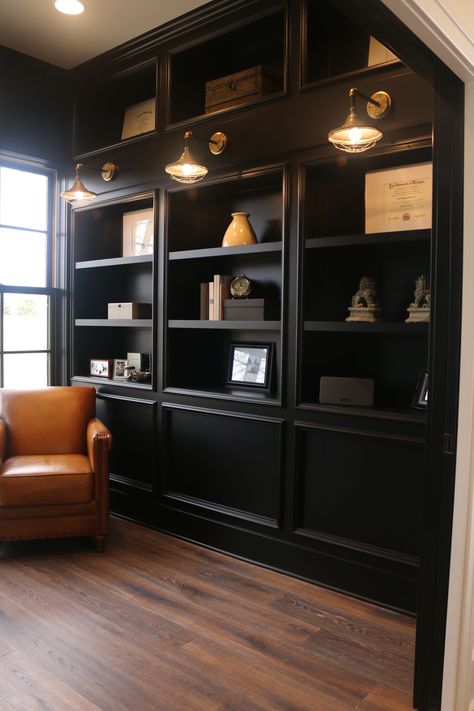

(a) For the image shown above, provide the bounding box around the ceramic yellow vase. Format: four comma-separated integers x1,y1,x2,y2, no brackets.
222,212,257,247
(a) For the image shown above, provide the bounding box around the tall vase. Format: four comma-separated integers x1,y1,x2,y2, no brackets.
222,212,257,247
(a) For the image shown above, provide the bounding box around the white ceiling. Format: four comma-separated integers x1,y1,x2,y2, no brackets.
0,0,209,69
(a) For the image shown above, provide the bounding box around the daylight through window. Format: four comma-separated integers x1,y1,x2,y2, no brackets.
0,162,55,387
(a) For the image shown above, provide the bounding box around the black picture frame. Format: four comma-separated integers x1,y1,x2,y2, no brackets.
413,369,429,409
228,342,274,389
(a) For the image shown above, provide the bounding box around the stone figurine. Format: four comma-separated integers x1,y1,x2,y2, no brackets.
346,276,382,322
406,274,430,323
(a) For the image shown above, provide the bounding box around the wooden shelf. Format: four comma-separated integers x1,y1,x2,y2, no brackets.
75,319,152,328
298,401,427,423
71,375,152,390
164,385,280,404
76,255,153,269
169,242,283,261
168,320,281,330
304,321,429,334
305,230,431,250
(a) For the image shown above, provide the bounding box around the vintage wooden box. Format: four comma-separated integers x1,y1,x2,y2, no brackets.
107,302,152,319
223,298,277,321
205,65,281,113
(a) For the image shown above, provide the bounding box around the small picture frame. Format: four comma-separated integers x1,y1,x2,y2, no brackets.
113,358,128,381
90,358,113,379
122,208,154,257
413,369,429,409
228,342,273,389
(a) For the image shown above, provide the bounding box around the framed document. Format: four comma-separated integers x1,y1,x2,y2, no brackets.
122,208,154,256
121,98,155,140
365,162,432,234
368,37,398,66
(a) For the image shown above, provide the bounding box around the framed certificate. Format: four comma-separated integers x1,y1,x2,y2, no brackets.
365,162,432,234
122,208,154,256
121,98,155,140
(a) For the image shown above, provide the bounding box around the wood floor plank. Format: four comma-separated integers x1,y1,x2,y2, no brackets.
270,591,415,661
64,551,378,706
356,683,415,710
0,516,416,710
168,638,355,711
0,650,103,711
121,518,416,642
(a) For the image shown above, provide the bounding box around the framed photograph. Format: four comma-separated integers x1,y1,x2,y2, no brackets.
413,370,429,409
90,358,113,379
228,342,273,389
113,358,128,381
122,208,154,257
365,162,432,234
121,98,155,140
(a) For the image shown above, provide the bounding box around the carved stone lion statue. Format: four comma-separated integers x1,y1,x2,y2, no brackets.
351,276,379,308
410,274,430,308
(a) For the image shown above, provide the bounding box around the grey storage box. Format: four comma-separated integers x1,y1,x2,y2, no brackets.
223,298,277,321
107,302,152,319
319,376,374,407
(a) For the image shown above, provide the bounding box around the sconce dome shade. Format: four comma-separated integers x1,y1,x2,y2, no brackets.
328,89,391,153
328,122,383,153
328,101,383,152
165,145,208,184
60,164,96,203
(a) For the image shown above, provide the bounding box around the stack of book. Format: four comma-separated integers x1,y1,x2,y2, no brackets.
200,275,232,320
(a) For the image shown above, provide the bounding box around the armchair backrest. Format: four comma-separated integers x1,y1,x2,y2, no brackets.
0,387,95,457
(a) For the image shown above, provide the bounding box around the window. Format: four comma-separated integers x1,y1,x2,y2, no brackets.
0,160,56,388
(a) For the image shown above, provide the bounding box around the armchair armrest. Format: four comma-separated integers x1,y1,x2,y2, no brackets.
87,418,112,470
87,418,112,537
0,418,6,466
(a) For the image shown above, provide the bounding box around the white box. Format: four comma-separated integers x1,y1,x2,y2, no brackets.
365,162,432,234
107,302,152,319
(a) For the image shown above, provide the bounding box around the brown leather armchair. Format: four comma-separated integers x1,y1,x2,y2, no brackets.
0,386,112,551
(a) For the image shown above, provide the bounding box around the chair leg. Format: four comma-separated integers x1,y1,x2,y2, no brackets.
93,535,107,552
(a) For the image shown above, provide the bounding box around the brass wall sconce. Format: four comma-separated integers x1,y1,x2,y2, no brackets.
165,130,228,184
328,88,391,153
60,161,118,203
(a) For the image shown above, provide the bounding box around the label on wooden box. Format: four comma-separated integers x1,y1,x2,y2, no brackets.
107,302,152,319
205,65,281,113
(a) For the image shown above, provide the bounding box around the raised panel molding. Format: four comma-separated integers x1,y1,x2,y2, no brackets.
162,403,285,526
96,392,157,491
294,421,425,558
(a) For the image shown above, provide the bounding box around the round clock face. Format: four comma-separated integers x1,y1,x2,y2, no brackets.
230,275,252,298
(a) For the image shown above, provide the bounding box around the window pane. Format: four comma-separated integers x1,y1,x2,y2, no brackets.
3,294,49,351
0,167,48,231
3,352,49,388
0,228,47,286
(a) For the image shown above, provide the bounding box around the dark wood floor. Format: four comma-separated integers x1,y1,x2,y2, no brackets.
0,517,415,710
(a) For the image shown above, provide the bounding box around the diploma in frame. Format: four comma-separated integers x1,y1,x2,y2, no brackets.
121,98,155,140
365,162,432,234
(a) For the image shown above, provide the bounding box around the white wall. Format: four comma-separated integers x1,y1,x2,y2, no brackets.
441,78,474,711
381,3,474,709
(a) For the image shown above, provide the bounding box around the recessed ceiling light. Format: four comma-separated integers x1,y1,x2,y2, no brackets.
54,0,85,15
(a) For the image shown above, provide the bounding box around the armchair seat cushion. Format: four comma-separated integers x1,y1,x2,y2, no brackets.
0,454,93,507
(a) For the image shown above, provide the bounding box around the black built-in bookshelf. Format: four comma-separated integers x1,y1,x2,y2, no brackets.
67,7,462,678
